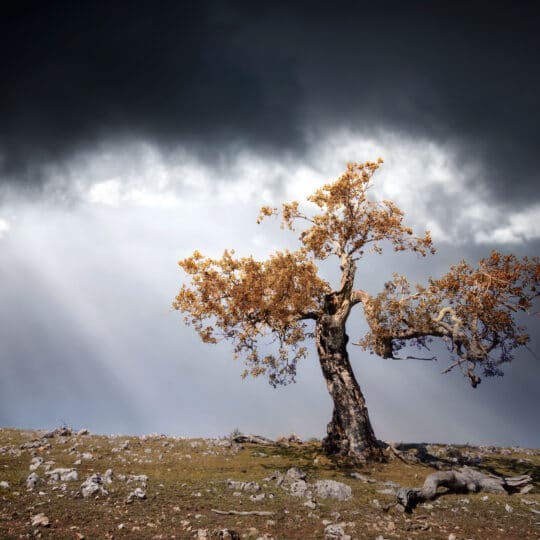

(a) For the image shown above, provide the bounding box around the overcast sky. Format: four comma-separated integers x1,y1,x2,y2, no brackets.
1,1,539,447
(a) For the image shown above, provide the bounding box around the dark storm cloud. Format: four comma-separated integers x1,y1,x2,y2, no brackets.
1,1,539,201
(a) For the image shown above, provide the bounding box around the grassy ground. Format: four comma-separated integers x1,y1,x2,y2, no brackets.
0,428,539,539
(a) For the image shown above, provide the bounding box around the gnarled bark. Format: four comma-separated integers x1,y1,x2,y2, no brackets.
396,467,533,512
316,311,383,462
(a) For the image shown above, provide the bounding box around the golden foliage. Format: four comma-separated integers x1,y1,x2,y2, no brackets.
258,160,434,260
175,160,539,387
361,251,540,386
174,249,329,385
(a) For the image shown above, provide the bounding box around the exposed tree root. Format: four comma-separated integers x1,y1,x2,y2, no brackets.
395,467,532,512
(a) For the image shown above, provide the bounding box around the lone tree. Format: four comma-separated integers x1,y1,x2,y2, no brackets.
174,160,539,462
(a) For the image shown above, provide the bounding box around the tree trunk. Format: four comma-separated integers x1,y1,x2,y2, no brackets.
316,312,384,462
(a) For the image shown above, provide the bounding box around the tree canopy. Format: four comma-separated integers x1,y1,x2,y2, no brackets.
174,160,539,388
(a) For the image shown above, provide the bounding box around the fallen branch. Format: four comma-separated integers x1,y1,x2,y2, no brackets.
231,434,274,445
395,466,532,512
211,509,275,516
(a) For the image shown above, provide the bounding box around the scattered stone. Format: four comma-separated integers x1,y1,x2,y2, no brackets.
377,488,396,495
31,513,50,527
285,467,306,482
226,479,260,493
80,473,109,498
324,524,351,540
0,480,9,489
315,480,352,501
77,428,89,436
349,472,375,483
250,493,265,502
26,472,39,490
103,469,114,484
20,439,50,450
44,426,72,438
505,503,513,513
29,457,44,471
303,499,317,509
125,474,148,486
289,480,311,498
81,452,93,460
278,433,303,444
46,468,78,482
214,529,240,540
196,530,210,539
126,487,147,503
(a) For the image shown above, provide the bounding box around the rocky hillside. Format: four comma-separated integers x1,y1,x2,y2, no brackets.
0,428,539,539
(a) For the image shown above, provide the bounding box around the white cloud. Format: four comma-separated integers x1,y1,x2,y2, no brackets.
24,131,540,246
474,204,540,244
89,179,121,206
0,218,10,239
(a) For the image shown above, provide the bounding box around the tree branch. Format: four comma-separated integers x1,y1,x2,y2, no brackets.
351,289,370,305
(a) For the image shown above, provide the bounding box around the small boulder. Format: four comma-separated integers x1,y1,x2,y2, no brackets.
103,469,114,484
31,513,50,527
289,480,310,498
80,473,108,498
315,480,352,501
285,467,306,482
26,472,39,490
325,524,351,539
29,457,44,472
46,468,78,482
126,487,146,503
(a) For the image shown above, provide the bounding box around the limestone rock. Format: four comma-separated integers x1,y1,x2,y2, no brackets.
103,469,114,484
126,486,146,503
315,480,352,501
215,529,240,540
126,474,148,486
31,513,50,527
349,472,375,483
46,468,78,482
325,524,351,539
26,472,39,490
80,473,109,498
285,467,306,482
289,480,310,498
226,479,260,493
29,457,44,471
